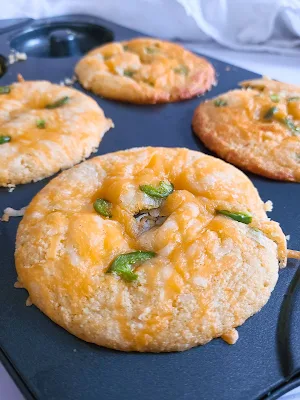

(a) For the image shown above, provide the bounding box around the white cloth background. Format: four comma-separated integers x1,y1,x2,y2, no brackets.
2,0,300,55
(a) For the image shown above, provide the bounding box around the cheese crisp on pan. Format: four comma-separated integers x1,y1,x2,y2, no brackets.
15,147,287,352
193,78,300,181
0,79,113,186
75,38,215,104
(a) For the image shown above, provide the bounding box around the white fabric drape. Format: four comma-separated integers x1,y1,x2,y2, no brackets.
2,0,300,55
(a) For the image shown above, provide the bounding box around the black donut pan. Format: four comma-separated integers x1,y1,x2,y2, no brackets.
0,14,300,400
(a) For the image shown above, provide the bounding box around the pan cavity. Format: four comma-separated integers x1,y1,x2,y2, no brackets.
10,22,114,58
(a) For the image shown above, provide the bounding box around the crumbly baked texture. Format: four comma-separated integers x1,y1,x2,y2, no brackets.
192,78,300,181
0,80,113,186
15,147,287,352
75,38,215,104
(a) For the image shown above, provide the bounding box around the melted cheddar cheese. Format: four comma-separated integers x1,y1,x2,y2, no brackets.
15,147,286,352
193,78,300,181
0,80,113,186
75,38,215,104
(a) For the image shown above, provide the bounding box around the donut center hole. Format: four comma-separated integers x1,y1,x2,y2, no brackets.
134,208,167,233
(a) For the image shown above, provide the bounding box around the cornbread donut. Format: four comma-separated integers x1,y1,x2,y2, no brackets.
75,38,215,104
192,78,300,181
15,147,287,352
0,79,113,186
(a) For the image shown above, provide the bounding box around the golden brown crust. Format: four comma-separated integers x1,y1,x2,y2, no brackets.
240,78,300,93
75,38,215,104
0,80,113,186
193,79,300,182
15,147,286,352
